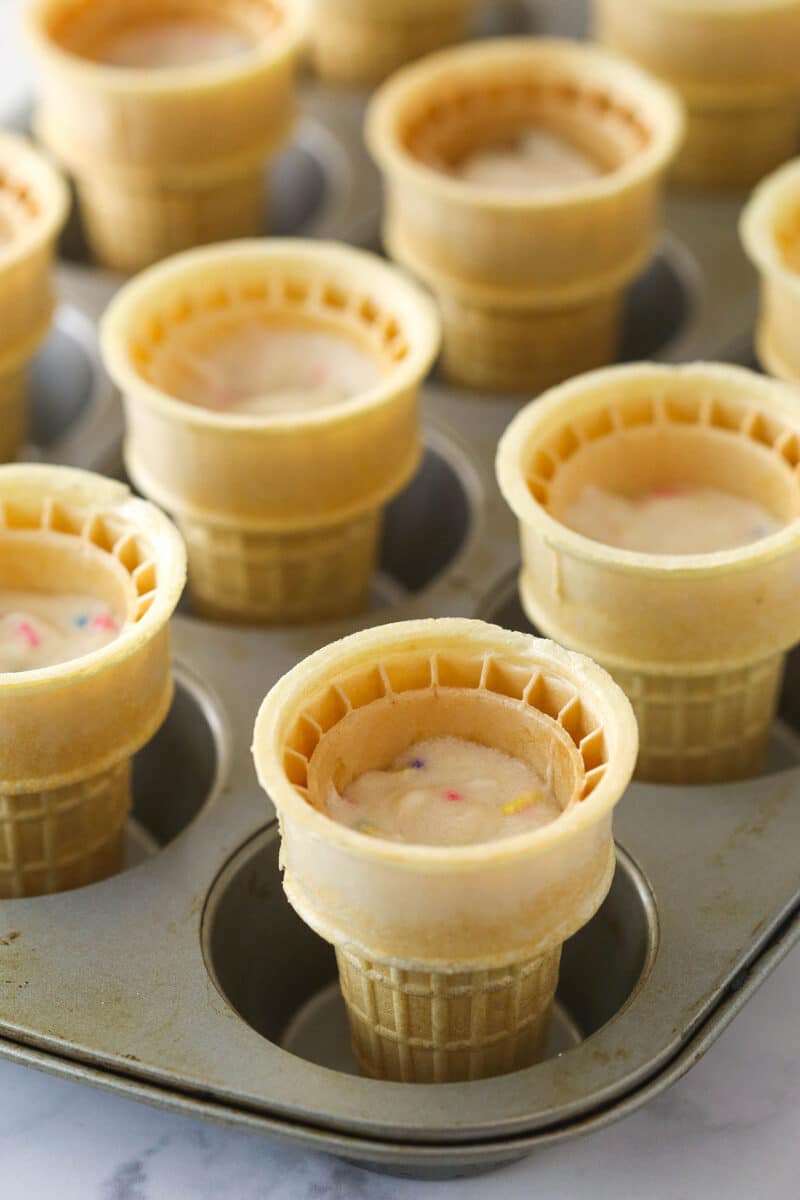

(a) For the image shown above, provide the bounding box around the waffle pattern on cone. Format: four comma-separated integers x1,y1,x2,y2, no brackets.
337,944,562,1084
0,760,130,899
439,290,622,395
608,655,784,785
76,168,265,275
182,508,381,624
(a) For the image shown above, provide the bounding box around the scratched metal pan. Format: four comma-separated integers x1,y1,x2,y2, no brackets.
3,0,796,1180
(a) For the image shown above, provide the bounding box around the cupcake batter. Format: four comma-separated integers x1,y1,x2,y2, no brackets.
166,325,382,415
0,592,124,672
561,484,784,554
99,19,253,69
327,737,562,847
457,130,601,192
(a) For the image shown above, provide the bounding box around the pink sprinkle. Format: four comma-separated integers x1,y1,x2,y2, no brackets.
650,485,687,499
444,790,463,803
310,365,327,386
17,621,40,648
92,614,118,632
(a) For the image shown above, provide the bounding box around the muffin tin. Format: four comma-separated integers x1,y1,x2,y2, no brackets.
1,0,799,1181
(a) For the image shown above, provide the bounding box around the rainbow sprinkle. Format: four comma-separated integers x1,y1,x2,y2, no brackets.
16,621,40,649
444,790,462,803
73,614,90,629
92,614,118,632
503,790,542,817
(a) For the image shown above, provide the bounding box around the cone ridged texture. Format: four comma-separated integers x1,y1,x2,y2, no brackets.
0,760,130,899
337,945,562,1084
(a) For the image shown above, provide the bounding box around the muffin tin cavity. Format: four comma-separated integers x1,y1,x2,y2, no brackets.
619,238,693,364
480,569,800,777
378,434,472,599
202,827,655,1076
131,666,221,849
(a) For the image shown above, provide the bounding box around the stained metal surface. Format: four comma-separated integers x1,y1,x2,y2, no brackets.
1,0,797,1179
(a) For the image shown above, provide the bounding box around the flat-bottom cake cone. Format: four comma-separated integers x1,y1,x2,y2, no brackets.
311,5,471,87
253,619,638,1084
179,507,382,625
438,288,624,395
498,363,800,785
672,98,800,192
0,759,130,899
337,944,562,1084
0,465,186,897
73,165,265,275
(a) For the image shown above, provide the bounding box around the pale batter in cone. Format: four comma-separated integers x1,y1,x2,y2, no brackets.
366,38,683,394
595,0,800,190
497,362,800,785
253,618,637,1083
0,465,186,898
101,240,440,625
0,133,69,462
26,0,307,272
741,159,800,386
309,0,472,87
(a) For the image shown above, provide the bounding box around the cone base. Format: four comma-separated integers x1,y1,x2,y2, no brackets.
0,363,26,463
311,7,470,87
181,509,383,626
75,168,266,275
438,289,623,396
673,98,800,191
337,944,561,1083
0,759,132,899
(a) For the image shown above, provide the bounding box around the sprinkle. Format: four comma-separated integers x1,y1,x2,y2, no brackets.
444,790,463,803
503,790,543,816
73,615,89,629
17,621,40,649
310,364,327,386
409,759,425,770
650,485,686,499
357,822,384,838
91,614,118,632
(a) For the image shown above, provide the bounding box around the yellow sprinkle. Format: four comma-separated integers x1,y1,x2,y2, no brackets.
503,791,542,817
357,822,385,838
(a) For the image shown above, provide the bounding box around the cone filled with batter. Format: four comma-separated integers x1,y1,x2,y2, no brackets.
309,0,472,87
253,618,637,1083
0,132,69,462
101,239,440,625
366,37,683,394
497,362,800,784
594,0,800,190
741,158,800,386
26,0,307,273
0,465,186,898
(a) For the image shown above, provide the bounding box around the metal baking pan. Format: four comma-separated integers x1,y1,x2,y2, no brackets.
2,0,795,1180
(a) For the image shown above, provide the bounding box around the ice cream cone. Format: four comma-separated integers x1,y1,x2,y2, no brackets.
26,0,306,272
253,618,638,1083
366,38,683,394
0,465,186,898
497,362,800,784
741,159,800,387
309,0,472,87
101,240,441,625
0,133,69,461
594,0,800,190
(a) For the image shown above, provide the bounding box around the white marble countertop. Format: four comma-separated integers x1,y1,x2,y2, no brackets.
1,0,799,1196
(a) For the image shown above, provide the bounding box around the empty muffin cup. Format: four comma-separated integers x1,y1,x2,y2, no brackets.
309,0,472,87
0,133,69,462
101,240,441,625
366,37,683,394
595,0,800,190
253,617,637,1083
0,465,186,898
497,362,800,784
741,159,800,386
26,0,307,273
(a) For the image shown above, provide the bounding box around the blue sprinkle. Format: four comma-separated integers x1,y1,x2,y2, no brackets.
74,614,89,628
410,759,425,770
